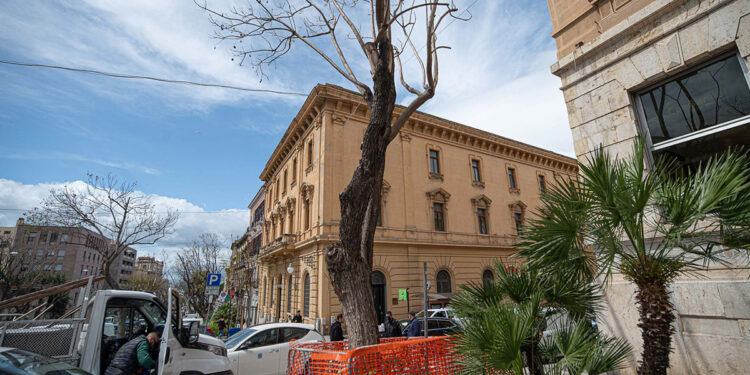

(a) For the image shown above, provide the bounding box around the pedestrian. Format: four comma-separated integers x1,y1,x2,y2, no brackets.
292,310,303,323
330,313,345,342
383,311,402,337
406,311,422,338
104,329,161,375
217,317,226,338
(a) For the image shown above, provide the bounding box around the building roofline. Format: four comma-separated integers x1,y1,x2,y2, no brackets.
260,83,578,181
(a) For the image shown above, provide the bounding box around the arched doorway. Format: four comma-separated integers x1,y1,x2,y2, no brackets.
482,269,494,285
275,276,282,321
371,271,386,324
436,270,452,294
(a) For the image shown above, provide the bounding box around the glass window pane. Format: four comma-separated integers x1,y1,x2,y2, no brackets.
640,55,750,144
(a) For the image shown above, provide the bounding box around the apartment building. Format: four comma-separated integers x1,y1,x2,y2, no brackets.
546,0,750,373
5,218,137,290
254,84,577,329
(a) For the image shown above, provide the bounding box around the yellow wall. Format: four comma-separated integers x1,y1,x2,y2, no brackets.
255,84,577,325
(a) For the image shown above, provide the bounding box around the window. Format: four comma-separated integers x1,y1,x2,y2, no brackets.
48,250,55,257
433,203,445,231
304,200,311,230
471,159,481,182
275,178,280,201
292,158,297,182
245,328,279,348
54,264,62,272
283,169,288,194
36,250,43,260
287,276,293,313
26,232,37,244
57,250,66,260
482,269,494,285
303,273,310,316
514,212,523,235
477,208,488,234
508,168,517,189
43,264,51,271
538,175,547,194
436,270,451,293
49,232,58,243
307,139,314,167
263,279,268,306
429,150,440,174
39,231,48,244
60,234,69,244
637,53,750,168
280,327,308,343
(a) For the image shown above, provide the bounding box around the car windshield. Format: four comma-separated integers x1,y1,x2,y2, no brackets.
225,328,257,349
0,349,91,375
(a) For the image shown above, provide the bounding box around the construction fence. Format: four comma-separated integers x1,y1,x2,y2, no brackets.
287,336,462,375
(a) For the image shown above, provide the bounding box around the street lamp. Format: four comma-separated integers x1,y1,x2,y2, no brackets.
286,263,293,275
10,251,18,256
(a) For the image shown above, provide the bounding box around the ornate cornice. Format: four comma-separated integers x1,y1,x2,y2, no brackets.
260,84,578,182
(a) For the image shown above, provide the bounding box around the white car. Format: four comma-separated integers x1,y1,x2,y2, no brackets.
225,323,324,375
416,307,456,319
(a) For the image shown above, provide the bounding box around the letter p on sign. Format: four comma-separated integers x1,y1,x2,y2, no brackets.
206,273,221,286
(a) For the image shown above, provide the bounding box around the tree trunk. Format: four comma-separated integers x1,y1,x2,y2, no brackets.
326,40,396,348
102,261,120,290
635,277,675,375
522,338,545,375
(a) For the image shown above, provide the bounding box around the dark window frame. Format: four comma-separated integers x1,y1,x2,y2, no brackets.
433,202,445,232
303,273,311,317
471,159,481,182
634,51,750,166
508,168,517,189
429,149,440,174
436,270,451,294
477,208,488,234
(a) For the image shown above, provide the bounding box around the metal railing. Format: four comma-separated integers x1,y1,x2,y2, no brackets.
0,318,85,361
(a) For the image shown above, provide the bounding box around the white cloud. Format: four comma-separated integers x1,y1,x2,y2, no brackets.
1,152,162,175
0,178,247,261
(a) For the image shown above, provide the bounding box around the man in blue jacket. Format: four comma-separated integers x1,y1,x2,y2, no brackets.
406,312,422,338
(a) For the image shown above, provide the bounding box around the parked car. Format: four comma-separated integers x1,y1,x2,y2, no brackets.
225,323,324,375
0,347,91,375
415,307,457,320
400,317,462,337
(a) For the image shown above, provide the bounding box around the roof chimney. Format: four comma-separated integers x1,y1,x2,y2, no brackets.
16,217,24,226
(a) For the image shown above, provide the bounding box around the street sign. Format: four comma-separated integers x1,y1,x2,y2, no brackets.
398,288,408,301
205,286,220,295
206,273,221,287
219,291,227,299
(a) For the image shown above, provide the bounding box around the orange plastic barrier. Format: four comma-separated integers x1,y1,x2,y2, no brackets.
287,336,461,375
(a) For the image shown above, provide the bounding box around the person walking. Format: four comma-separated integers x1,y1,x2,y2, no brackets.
383,311,402,338
217,318,226,338
405,312,422,338
330,314,345,342
292,310,303,323
104,329,161,375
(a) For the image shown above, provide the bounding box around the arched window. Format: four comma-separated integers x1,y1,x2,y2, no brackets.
482,269,494,285
303,273,311,317
287,276,293,313
436,270,451,294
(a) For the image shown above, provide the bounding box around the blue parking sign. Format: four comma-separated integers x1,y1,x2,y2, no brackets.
206,273,221,286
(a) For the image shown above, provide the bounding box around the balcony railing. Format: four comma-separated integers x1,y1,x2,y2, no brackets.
259,233,297,257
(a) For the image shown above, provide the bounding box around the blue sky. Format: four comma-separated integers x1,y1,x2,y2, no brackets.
0,0,571,255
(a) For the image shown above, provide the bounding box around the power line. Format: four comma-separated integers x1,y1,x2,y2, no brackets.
0,208,248,214
0,59,308,97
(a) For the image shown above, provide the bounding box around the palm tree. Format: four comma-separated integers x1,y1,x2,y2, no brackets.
517,141,750,375
452,263,628,375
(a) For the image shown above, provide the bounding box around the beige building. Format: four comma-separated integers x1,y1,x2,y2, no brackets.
254,84,577,330
546,0,750,373
134,256,164,280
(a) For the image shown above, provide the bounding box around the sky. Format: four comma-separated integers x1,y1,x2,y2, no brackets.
0,0,572,259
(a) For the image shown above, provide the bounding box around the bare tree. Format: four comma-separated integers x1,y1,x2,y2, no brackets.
196,0,467,347
172,233,225,320
24,173,178,289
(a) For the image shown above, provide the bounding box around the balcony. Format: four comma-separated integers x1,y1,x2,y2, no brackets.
259,233,297,259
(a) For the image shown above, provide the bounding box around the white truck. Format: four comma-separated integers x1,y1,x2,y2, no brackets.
0,281,232,375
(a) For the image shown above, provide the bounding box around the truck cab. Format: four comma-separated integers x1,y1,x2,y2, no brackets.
78,289,231,375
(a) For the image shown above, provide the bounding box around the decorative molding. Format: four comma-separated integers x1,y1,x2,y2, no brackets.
429,172,444,181
381,180,391,203
399,132,412,142
426,188,451,202
333,115,347,126
471,194,493,208
472,181,485,189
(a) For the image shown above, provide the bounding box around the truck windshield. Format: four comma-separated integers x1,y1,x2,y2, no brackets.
140,300,167,325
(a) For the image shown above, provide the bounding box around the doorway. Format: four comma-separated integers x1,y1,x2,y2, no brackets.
371,271,386,324
275,278,282,321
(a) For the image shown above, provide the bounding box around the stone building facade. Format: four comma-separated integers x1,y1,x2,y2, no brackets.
254,84,578,332
134,256,164,280
546,0,750,373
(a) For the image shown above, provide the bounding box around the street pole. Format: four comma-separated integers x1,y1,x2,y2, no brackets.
423,262,428,339
406,287,410,315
